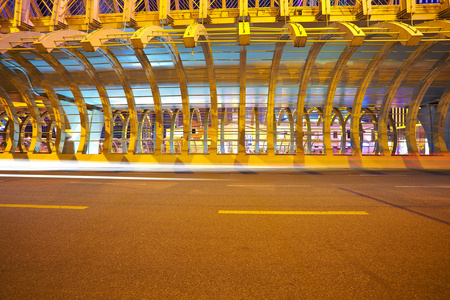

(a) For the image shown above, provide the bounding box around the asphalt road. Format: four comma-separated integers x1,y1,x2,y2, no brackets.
0,169,449,299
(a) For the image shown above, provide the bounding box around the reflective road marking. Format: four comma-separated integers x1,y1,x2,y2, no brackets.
0,174,219,181
218,210,369,215
0,204,88,210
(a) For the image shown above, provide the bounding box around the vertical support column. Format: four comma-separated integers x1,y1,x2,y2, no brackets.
159,0,172,25
200,39,218,154
199,0,209,20
12,0,33,32
123,0,135,26
279,0,290,18
85,0,100,27
238,45,247,154
220,107,226,154
239,0,249,21
50,0,68,30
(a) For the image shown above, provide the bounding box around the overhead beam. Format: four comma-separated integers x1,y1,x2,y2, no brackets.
81,28,131,52
374,21,423,47
334,22,365,47
0,31,43,54
284,22,307,48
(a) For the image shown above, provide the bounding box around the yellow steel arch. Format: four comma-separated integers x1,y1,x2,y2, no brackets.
377,42,438,156
131,25,190,154
433,89,450,155
350,41,398,155
81,28,139,154
0,62,42,153
33,29,114,154
7,51,66,153
405,53,450,155
0,85,20,152
267,23,307,155
183,23,218,154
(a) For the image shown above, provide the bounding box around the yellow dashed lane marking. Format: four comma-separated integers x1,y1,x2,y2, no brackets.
227,185,311,187
218,210,368,215
0,204,88,210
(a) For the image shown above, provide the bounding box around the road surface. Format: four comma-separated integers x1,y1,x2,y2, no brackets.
1,169,449,299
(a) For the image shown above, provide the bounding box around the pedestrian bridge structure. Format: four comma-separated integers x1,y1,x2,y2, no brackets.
0,0,449,168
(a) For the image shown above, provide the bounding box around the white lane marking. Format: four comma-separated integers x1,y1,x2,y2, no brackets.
395,186,450,188
227,185,311,187
0,174,221,181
